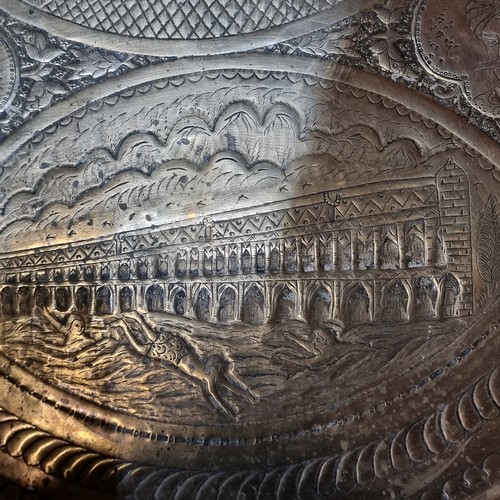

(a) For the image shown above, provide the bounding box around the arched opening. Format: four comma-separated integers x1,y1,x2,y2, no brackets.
284,244,297,272
83,266,94,281
381,231,399,269
119,263,130,280
68,268,79,283
218,287,237,322
358,233,374,270
406,224,425,268
414,278,437,320
137,261,148,280
101,265,111,281
269,247,280,273
75,287,90,314
256,246,266,273
203,253,213,277
228,251,238,275
54,270,64,283
320,241,333,271
309,287,332,324
344,284,371,327
382,281,409,323
173,289,186,315
242,285,265,325
176,253,186,278
120,287,134,312
441,274,460,318
195,287,211,322
157,260,168,279
216,250,225,275
435,232,447,267
274,285,297,322
95,286,112,315
189,250,199,277
338,232,352,271
0,287,14,318
17,287,32,316
302,246,315,272
55,287,70,312
34,287,50,308
146,285,164,313
0,287,15,318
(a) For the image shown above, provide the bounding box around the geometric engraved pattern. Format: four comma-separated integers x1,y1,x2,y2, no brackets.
25,0,337,38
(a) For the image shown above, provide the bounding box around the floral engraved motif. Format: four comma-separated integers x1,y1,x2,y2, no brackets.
66,49,135,80
414,0,500,117
426,7,460,66
370,4,418,79
478,194,500,301
281,27,361,59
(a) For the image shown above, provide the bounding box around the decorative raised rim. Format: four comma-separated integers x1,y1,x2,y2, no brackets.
0,27,19,113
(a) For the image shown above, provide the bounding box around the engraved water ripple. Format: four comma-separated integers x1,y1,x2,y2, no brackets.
0,315,463,424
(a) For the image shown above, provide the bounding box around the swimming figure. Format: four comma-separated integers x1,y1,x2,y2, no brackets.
110,311,256,418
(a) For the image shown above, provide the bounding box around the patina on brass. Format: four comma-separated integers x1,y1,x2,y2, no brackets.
0,0,500,498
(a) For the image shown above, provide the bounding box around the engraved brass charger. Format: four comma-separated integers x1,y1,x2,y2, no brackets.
0,0,500,498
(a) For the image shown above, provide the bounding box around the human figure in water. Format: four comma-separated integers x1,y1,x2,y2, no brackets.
110,311,257,418
16,303,95,354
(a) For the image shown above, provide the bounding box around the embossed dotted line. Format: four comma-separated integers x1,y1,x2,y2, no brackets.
0,37,16,108
0,320,495,449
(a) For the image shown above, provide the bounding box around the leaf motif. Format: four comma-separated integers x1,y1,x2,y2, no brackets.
34,32,47,51
478,195,500,283
374,7,391,24
38,66,54,78
341,25,359,38
25,44,41,61
27,81,45,101
378,52,392,72
342,48,363,59
70,49,84,59
66,64,95,79
67,51,126,80
326,30,345,42
46,80,66,95
101,52,123,64
387,42,403,61
92,68,108,79
321,45,344,56
333,38,356,50
389,7,405,24
39,48,64,63
398,66,419,80
40,90,54,108
370,40,387,55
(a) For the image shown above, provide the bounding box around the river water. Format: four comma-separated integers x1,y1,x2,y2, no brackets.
0,312,466,424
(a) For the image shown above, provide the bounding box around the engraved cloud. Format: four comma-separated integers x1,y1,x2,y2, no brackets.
0,81,454,249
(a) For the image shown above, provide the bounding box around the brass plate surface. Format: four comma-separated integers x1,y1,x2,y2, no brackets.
0,0,500,498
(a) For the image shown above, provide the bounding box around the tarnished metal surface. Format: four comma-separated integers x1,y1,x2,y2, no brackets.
0,0,500,498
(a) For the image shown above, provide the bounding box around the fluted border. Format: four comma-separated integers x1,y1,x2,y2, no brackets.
2,361,500,498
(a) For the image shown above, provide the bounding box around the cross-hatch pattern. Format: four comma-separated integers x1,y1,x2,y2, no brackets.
24,0,337,39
